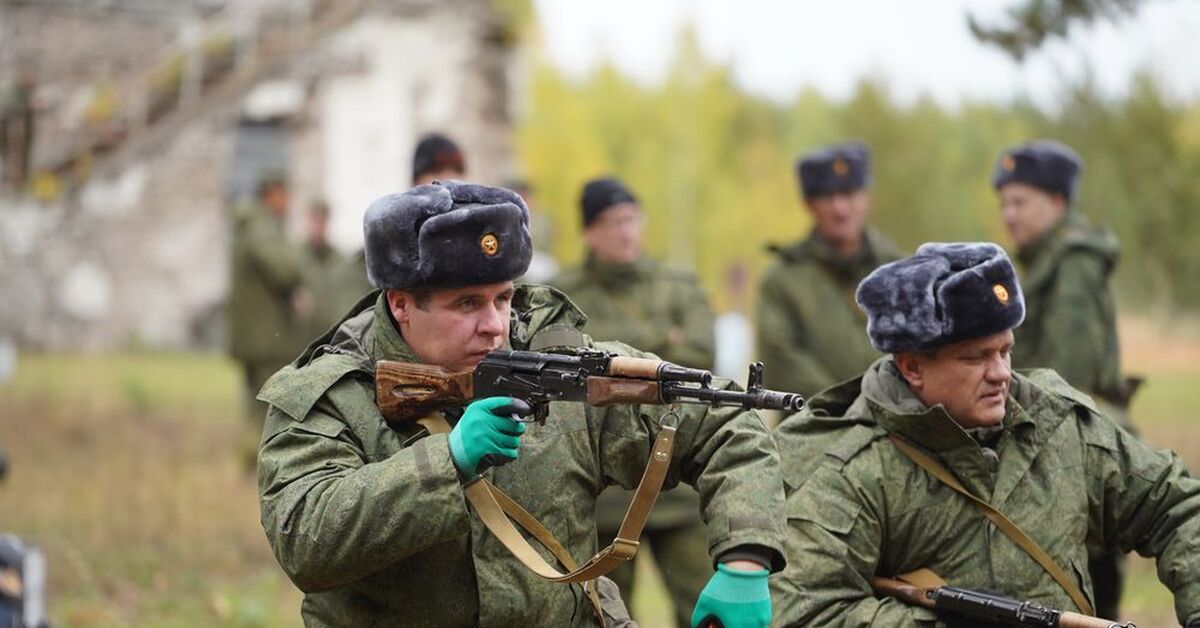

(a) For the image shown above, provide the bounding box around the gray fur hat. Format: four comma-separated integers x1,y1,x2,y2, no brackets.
856,242,1025,353
363,181,532,290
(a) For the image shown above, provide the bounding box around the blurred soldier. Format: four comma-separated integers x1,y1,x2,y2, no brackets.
412,132,466,186
992,140,1138,619
757,142,903,399
256,182,786,627
772,243,1200,627
551,177,715,628
227,172,305,423
0,74,36,189
296,200,351,345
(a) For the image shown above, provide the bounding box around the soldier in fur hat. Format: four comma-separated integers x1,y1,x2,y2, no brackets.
771,242,1200,627
256,181,787,627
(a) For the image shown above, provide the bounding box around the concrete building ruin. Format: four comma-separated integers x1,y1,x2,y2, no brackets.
0,0,518,350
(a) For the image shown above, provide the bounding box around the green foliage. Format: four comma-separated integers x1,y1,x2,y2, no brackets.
516,42,1200,312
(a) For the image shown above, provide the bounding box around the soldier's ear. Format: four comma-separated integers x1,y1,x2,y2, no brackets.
386,289,412,326
894,352,924,391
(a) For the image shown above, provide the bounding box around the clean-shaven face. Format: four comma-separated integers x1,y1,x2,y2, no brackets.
998,182,1067,248
900,330,1015,428
806,189,870,253
387,281,513,372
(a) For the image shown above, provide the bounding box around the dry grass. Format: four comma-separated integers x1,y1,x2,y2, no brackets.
0,353,301,627
0,314,1196,626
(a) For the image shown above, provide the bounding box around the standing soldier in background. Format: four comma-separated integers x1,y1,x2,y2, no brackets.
296,200,351,345
551,176,716,628
227,172,306,425
757,142,903,399
992,140,1139,620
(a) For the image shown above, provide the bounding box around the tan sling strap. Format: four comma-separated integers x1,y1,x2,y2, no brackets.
462,425,676,584
416,415,678,625
888,435,1095,616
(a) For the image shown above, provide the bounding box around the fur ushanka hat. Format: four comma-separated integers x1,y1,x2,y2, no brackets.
363,181,532,291
855,242,1025,353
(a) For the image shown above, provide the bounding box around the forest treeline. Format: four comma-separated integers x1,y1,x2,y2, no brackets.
515,39,1200,313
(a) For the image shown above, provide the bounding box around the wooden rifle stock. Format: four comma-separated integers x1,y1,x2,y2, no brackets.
870,576,935,608
375,361,474,424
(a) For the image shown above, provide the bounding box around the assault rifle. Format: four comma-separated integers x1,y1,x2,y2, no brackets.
871,576,1135,628
375,348,803,426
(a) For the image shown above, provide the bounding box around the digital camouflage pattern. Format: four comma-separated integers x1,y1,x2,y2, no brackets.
1013,212,1127,413
552,255,717,628
552,256,716,371
228,206,305,414
256,285,785,628
756,227,903,398
1012,211,1133,619
771,357,1200,627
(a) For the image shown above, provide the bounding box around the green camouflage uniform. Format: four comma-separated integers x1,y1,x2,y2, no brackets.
772,357,1200,627
551,256,716,628
1013,212,1129,414
296,241,353,346
756,227,903,398
256,285,785,627
228,206,304,419
1011,211,1134,619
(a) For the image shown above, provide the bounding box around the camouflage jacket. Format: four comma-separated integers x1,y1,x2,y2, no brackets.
256,285,785,627
552,256,715,370
1013,212,1126,408
771,357,1200,627
227,207,304,366
552,255,716,530
756,227,903,398
296,243,356,348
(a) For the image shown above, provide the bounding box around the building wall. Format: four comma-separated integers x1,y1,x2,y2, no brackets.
0,0,514,350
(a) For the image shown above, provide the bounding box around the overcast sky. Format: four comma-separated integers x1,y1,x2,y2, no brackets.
532,0,1200,109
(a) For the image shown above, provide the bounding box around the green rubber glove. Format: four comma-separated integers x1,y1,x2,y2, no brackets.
691,563,771,628
448,396,527,476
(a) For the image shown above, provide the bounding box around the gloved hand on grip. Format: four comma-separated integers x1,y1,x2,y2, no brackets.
448,397,528,477
691,563,771,628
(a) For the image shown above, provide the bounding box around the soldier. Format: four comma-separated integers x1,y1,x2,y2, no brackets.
227,172,305,423
295,201,352,345
757,142,903,399
552,177,716,628
256,181,785,627
412,132,466,186
772,243,1200,627
992,140,1137,619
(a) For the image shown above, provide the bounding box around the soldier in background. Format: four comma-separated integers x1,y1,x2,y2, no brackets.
412,132,466,186
551,176,715,628
296,200,351,345
992,140,1138,620
227,172,305,424
756,142,903,399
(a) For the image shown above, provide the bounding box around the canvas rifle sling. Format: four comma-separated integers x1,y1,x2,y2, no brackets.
888,434,1095,616
417,415,678,624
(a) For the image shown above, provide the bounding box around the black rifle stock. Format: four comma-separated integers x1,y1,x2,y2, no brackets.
870,576,1135,628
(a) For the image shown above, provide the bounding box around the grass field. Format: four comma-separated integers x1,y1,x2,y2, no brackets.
0,316,1198,627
